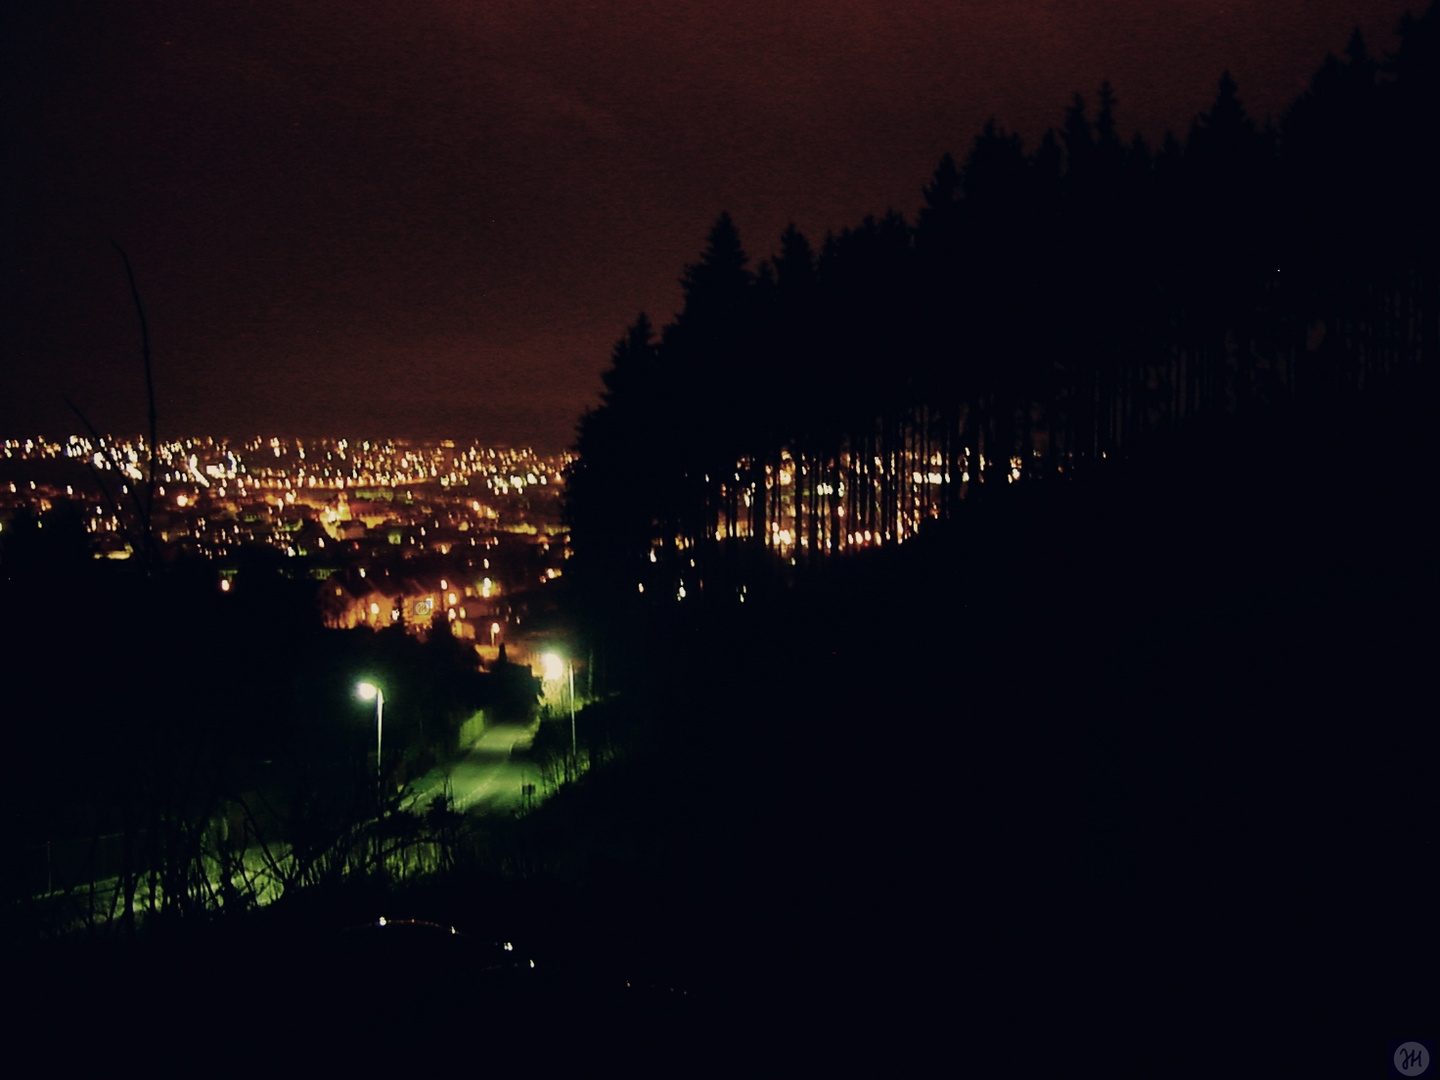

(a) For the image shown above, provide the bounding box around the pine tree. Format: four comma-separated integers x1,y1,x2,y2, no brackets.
662,212,756,548
566,314,661,622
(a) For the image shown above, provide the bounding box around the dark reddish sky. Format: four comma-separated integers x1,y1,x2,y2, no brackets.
2,0,1422,452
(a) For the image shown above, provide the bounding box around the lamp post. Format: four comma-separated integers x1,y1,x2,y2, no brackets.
356,681,384,787
540,652,576,765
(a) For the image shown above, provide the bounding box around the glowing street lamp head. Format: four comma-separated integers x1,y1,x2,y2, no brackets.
540,652,564,681
356,681,379,701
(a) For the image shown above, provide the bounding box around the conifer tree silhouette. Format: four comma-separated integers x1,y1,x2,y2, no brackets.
565,1,1440,647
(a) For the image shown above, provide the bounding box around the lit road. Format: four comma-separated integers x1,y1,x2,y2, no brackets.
406,721,539,816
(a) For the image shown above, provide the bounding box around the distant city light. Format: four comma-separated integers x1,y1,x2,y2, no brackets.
4,434,578,628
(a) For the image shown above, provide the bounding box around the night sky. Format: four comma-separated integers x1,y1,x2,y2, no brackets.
2,1,1422,452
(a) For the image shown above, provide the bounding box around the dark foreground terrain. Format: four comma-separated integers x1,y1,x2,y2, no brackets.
13,391,1436,1072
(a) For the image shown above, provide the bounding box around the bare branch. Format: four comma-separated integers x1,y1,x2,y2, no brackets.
108,240,161,569
63,395,147,559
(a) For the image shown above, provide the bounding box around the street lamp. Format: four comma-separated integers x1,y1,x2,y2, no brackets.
356,681,384,785
540,651,576,764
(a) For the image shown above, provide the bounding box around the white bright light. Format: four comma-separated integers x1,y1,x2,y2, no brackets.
540,652,564,681
356,681,379,701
